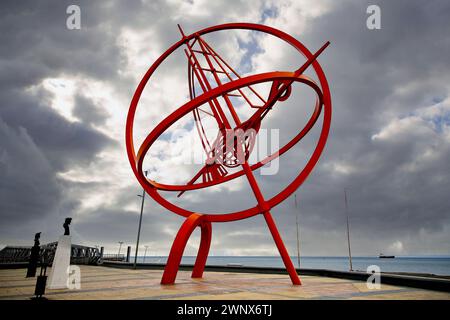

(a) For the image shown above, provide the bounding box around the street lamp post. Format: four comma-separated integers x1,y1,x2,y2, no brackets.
134,171,148,269
118,241,124,259
344,188,353,271
143,245,149,263
294,194,301,269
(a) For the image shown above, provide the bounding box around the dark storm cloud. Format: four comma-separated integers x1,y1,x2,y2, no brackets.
0,1,125,80
0,0,269,250
151,0,450,255
0,0,120,242
248,0,450,255
0,89,115,171
0,117,61,223
1,0,449,257
73,94,110,126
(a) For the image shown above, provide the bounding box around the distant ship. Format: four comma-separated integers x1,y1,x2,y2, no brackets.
379,253,395,259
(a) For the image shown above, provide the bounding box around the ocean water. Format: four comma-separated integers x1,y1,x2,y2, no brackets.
132,256,450,276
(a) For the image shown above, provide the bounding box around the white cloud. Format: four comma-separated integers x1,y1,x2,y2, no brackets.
387,240,404,254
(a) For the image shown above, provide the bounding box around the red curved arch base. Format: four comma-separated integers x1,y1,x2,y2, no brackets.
161,212,301,285
161,213,212,284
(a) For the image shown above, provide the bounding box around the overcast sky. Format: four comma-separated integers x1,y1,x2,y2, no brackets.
1,0,449,257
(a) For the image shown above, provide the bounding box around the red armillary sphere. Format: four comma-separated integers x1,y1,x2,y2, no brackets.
126,23,332,285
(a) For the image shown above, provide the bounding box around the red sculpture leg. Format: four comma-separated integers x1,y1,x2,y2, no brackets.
263,211,301,285
240,162,301,285
161,213,212,284
192,221,212,278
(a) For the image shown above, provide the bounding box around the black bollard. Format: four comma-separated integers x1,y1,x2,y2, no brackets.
126,246,131,262
26,232,41,278
32,250,50,300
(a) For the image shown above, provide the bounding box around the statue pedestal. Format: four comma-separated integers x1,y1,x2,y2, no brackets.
47,235,71,289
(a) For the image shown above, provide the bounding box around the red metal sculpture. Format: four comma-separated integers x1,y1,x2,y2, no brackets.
126,23,332,285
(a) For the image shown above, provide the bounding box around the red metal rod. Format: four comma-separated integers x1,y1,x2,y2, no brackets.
197,37,241,126
241,162,301,285
161,214,212,284
202,39,267,104
184,40,232,129
192,221,212,278
184,49,225,129
263,211,301,285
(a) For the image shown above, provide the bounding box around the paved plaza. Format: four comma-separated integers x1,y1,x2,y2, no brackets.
1,266,449,300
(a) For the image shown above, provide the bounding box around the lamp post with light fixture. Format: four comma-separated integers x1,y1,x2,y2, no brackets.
344,188,353,271
134,170,148,269
118,241,124,257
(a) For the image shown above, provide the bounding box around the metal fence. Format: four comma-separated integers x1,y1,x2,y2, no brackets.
0,243,102,265
101,254,126,262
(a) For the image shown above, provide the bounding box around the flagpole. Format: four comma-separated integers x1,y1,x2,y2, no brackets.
294,194,301,269
344,188,353,271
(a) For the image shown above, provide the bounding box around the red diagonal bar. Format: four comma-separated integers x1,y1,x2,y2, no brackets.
197,37,241,127
184,39,232,129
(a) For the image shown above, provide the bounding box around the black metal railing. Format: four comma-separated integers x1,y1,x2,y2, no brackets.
101,254,126,262
0,243,102,265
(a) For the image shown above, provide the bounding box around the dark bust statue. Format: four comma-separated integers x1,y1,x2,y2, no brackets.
26,232,41,278
63,218,72,236
34,232,41,246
